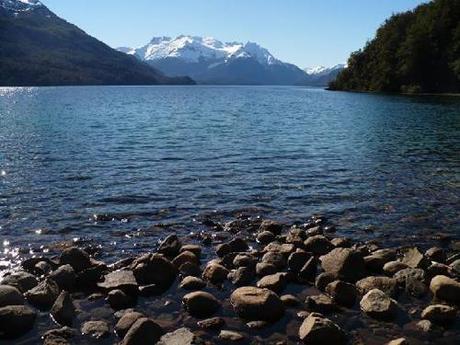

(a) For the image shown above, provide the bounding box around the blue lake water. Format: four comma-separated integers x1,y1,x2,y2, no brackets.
0,85,459,267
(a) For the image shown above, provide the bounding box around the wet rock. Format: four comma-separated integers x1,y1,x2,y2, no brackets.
35,260,52,275
216,243,232,258
264,242,295,256
158,234,182,257
325,280,357,307
306,294,337,313
426,263,451,280
183,291,220,318
257,231,275,245
50,291,75,326
257,273,287,293
416,319,437,333
320,248,365,282
430,275,460,304
107,289,135,310
229,238,249,253
81,320,110,339
286,228,307,246
202,262,229,285
450,259,460,275
197,317,225,330
230,286,284,322
157,327,196,345
315,273,337,291
219,330,245,342
383,261,408,276
42,327,77,345
22,257,57,275
181,244,202,258
59,247,91,272
25,279,60,310
360,289,398,320
356,276,397,296
298,257,317,282
364,249,397,272
331,237,351,248
394,268,427,297
180,276,206,290
0,285,24,307
304,235,333,255
298,313,346,345
247,320,269,329
0,305,36,339
229,267,254,286
43,334,70,345
421,304,457,324
426,247,446,263
115,311,145,338
173,251,199,268
281,294,301,307
179,262,201,277
121,317,164,345
1,271,38,293
261,251,286,269
386,338,409,345
98,270,138,295
259,220,283,235
288,250,311,273
256,262,278,277
401,247,429,269
131,254,177,290
233,254,256,268
75,263,106,288
49,265,76,291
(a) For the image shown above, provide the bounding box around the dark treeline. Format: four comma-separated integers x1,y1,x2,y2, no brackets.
330,0,460,94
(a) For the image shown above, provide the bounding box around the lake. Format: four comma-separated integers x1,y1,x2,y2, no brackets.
0,86,459,266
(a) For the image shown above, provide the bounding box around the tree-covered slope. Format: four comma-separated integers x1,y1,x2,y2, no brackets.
0,1,194,86
329,0,460,93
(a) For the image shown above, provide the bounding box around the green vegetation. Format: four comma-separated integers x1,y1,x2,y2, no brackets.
329,0,460,94
0,6,194,86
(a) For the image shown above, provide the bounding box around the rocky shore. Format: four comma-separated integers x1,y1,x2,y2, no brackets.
0,214,459,344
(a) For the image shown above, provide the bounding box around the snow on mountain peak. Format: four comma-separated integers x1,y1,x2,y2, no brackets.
305,64,346,76
0,0,43,12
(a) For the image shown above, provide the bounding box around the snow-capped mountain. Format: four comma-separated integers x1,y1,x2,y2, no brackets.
0,0,43,12
305,64,346,77
303,64,346,86
119,35,309,85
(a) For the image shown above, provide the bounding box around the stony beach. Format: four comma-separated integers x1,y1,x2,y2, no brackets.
0,214,459,345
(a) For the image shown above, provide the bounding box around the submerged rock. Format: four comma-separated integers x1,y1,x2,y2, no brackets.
230,286,284,322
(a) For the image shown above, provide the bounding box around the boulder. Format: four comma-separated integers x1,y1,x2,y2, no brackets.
180,245,202,258
304,235,333,255
256,262,278,277
263,242,295,256
288,250,311,273
229,238,249,253
179,262,201,277
257,231,275,245
394,268,427,297
131,254,177,290
259,220,282,235
230,286,284,322
356,276,397,296
216,243,232,258
115,311,145,338
281,294,301,307
202,262,229,285
257,273,288,293
157,328,196,345
180,276,206,290
450,259,460,275
261,251,286,269
325,280,357,307
298,313,346,345
233,254,256,268
59,247,91,272
158,234,182,257
430,275,460,305
364,249,397,272
49,265,76,291
81,320,110,339
1,271,38,293
401,247,429,269
50,291,75,326
315,273,337,291
383,261,408,276
425,247,446,263
0,285,24,307
421,304,457,324
0,305,36,339
360,289,398,320
121,318,164,345
97,270,138,295
107,289,135,310
320,248,365,282
228,267,254,286
42,327,77,345
172,251,199,268
298,257,317,282
183,291,220,318
306,294,337,313
25,279,60,310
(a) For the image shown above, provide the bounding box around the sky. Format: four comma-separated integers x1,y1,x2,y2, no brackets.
43,0,428,68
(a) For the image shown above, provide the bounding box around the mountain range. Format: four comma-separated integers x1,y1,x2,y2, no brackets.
119,36,344,86
0,0,194,86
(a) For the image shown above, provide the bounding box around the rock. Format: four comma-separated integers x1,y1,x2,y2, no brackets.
180,276,206,290
298,257,317,282
219,330,245,342
35,260,52,275
197,317,225,330
42,327,77,345
157,328,196,345
98,270,138,295
259,220,282,235
426,263,451,280
386,338,409,345
0,285,24,307
50,291,75,326
256,262,278,277
325,280,356,307
401,247,429,269
131,254,177,290
416,319,437,333
394,268,427,297
121,318,164,345
43,335,70,345
450,259,460,275
179,262,201,277
298,313,346,345
24,279,60,310
75,264,106,288
281,294,301,307
246,320,268,329
1,271,38,293
202,262,229,285
383,261,408,276
304,235,333,255
0,305,36,339
262,251,286,269
59,247,91,272
360,289,398,320
430,275,460,304
81,320,110,339
331,238,351,248
288,250,311,273
306,294,337,313
138,284,165,297
421,304,457,324
286,228,307,246
356,276,397,296
158,234,182,257
49,265,76,291
181,245,202,258
320,248,365,282
229,238,249,253
173,251,199,268
426,247,446,263
229,267,254,286
115,311,145,338
230,286,284,322
183,291,220,318
257,273,287,293
233,254,256,268
364,249,397,272
257,231,275,245
107,289,135,310
216,243,232,258
315,273,337,291
263,242,295,256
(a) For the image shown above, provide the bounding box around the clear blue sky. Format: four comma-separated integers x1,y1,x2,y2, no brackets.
43,0,427,68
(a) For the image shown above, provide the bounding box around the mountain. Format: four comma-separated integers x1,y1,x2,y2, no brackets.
119,36,310,85
329,0,460,93
0,0,194,86
304,64,346,86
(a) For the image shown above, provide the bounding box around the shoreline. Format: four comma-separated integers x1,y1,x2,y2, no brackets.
326,87,460,97
0,214,459,344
